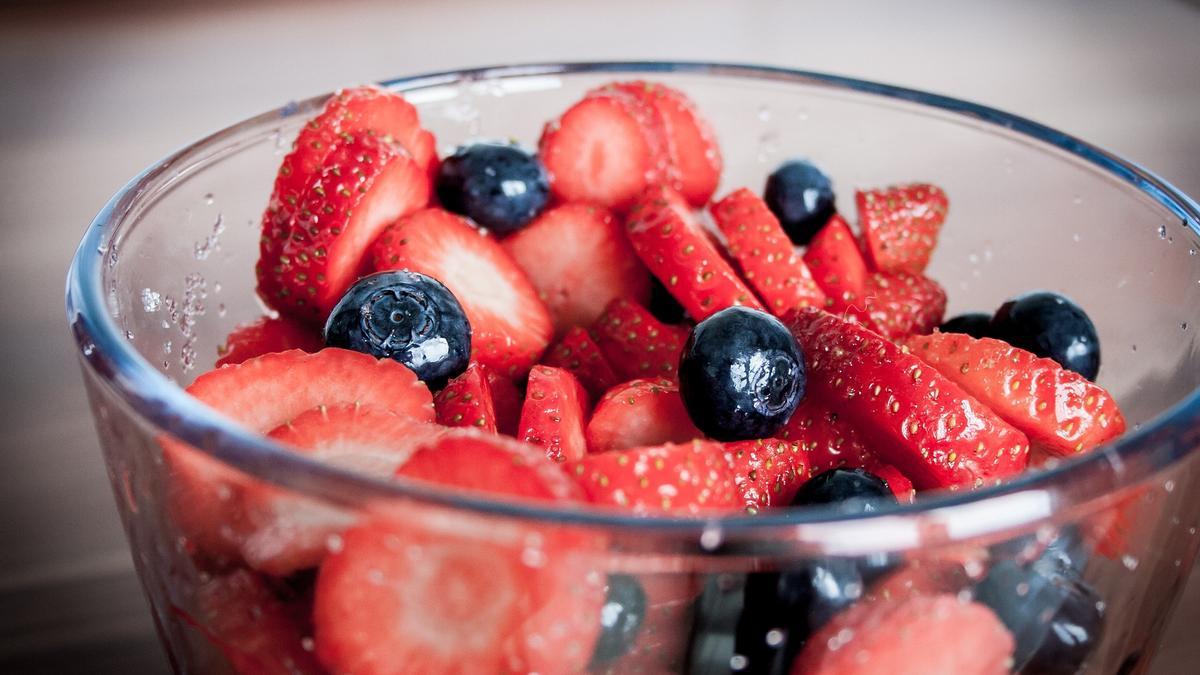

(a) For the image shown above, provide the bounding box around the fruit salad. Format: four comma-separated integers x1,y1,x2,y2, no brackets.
169,81,1128,674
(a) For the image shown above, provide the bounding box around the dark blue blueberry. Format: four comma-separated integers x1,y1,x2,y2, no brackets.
789,468,893,511
939,312,994,339
679,307,806,441
590,575,647,666
323,271,471,388
763,159,836,245
990,292,1100,381
733,469,899,674
435,141,549,234
686,574,746,673
974,550,1105,674
647,275,689,325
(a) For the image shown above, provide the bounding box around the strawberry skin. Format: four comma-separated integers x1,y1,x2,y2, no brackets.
724,438,809,512
187,570,325,675
165,348,434,563
586,378,702,453
539,94,663,210
518,365,589,463
625,185,764,321
215,315,322,367
598,81,723,207
905,332,1126,456
795,592,1013,675
787,308,1030,490
802,214,869,310
434,362,498,432
847,271,947,338
241,404,445,575
857,183,948,274
591,297,688,381
710,187,825,316
371,208,554,377
259,132,430,321
501,203,651,331
572,440,740,514
540,326,620,401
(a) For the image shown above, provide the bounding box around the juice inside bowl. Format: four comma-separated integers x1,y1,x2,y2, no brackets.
67,63,1200,674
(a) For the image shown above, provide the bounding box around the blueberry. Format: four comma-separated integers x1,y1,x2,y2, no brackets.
590,575,647,666
435,141,549,234
939,312,993,339
974,553,1105,674
789,468,895,511
734,469,898,674
686,574,746,674
647,276,689,325
763,159,836,245
990,291,1100,380
679,307,806,441
324,271,471,388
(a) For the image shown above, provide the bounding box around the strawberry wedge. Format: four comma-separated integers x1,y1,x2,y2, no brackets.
591,297,689,382
518,366,589,463
787,308,1030,490
857,183,948,274
905,332,1126,456
586,378,702,453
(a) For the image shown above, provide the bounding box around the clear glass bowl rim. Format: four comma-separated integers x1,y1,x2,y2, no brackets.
65,61,1200,542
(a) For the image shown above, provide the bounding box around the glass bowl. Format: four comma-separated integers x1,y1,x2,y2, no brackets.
67,62,1200,674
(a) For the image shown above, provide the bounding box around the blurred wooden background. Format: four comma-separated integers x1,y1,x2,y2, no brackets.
0,0,1197,672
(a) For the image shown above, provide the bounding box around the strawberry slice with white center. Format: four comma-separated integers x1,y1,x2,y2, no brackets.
314,431,601,674
602,81,723,207
183,570,324,675
502,203,651,331
260,132,430,321
586,378,702,453
571,440,741,514
905,332,1127,456
434,362,499,433
518,366,589,463
164,348,434,563
238,404,445,575
370,208,554,378
539,94,663,210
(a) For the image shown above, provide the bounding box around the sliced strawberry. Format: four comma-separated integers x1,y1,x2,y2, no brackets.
165,349,434,563
586,378,702,453
786,308,1030,490
184,570,324,675
793,592,1013,675
518,365,589,463
259,132,430,321
724,438,809,512
586,87,675,186
905,332,1126,456
603,81,723,207
215,315,323,367
258,87,434,291
313,513,602,674
847,271,947,338
571,440,740,514
540,326,620,401
710,187,825,315
625,185,764,321
872,464,917,503
239,405,445,575
486,368,524,437
803,214,869,310
591,297,689,381
501,203,651,331
539,94,662,210
397,429,584,502
370,208,553,377
857,183,948,274
434,362,498,433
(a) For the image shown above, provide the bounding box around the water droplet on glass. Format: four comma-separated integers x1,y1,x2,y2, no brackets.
300,637,315,652
796,108,809,121
1131,344,1138,352
765,629,784,647
1164,479,1175,492
203,193,214,206
124,330,135,341
141,288,162,313
1158,224,1168,239
757,105,771,122
217,303,227,317
1182,322,1189,331
730,655,748,671
963,558,985,580
1189,526,1197,536
82,342,95,356
1072,195,1083,205
1072,233,1082,243
1121,554,1139,570
326,534,344,553
163,340,172,355
700,525,724,551
96,241,109,254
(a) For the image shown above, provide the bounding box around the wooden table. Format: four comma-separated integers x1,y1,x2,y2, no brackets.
1,0,1197,672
